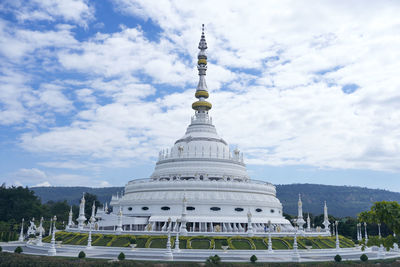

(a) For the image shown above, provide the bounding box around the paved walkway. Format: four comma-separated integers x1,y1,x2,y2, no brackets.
1,241,399,263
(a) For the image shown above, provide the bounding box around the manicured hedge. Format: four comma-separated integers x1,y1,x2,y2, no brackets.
42,231,356,250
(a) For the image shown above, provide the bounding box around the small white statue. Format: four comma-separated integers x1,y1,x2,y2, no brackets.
27,218,37,236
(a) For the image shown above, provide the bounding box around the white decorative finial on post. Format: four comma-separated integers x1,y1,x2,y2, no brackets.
87,220,93,249
18,218,24,242
116,206,123,234
67,206,73,229
165,227,173,260
335,221,340,251
77,193,86,230
292,228,300,262
90,202,96,224
174,226,181,252
37,217,43,246
307,213,311,231
180,192,188,235
364,222,368,243
247,209,254,237
268,220,273,253
296,194,305,230
48,216,57,256
322,201,330,231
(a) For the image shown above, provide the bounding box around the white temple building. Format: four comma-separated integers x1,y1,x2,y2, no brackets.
67,26,330,237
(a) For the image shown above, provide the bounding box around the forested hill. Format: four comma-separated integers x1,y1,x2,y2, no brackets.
275,184,400,217
31,183,400,218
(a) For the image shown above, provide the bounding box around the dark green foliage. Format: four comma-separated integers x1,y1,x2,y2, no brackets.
118,252,125,261
28,234,35,238
304,239,313,246
250,254,257,263
276,184,400,217
358,201,400,235
360,253,368,261
0,246,2,252
78,251,85,258
221,240,228,246
206,254,221,264
83,193,101,220
0,185,43,222
129,236,137,244
14,246,23,253
334,254,342,262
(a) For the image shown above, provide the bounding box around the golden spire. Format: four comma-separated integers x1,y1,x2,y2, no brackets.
192,24,212,112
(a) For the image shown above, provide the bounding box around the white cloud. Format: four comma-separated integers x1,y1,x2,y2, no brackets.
34,181,51,187
2,0,94,27
2,0,400,187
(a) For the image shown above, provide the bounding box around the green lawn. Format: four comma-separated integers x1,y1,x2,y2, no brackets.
253,238,267,249
110,236,130,247
272,239,289,249
190,239,211,249
231,240,252,249
149,238,167,248
91,235,112,246
214,239,229,249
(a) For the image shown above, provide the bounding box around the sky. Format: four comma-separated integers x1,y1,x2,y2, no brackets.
1,0,400,191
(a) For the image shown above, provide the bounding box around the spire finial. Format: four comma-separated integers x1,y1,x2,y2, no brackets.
192,24,212,113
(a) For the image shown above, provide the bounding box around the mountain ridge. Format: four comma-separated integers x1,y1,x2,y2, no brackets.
31,183,400,217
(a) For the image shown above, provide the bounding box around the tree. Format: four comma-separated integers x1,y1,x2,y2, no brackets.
0,186,42,222
84,193,101,219
14,246,23,253
360,254,368,262
358,201,400,235
250,255,257,263
118,252,125,261
78,251,86,258
334,254,342,262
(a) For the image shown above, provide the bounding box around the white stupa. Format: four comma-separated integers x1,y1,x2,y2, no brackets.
92,25,298,234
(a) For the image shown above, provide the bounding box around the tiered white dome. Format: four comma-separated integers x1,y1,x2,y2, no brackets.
152,112,248,181
105,25,294,233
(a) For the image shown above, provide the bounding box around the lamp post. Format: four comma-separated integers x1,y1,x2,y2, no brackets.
87,222,92,249
37,217,43,246
268,220,273,253
335,221,340,251
378,223,381,239
48,216,57,256
18,218,24,242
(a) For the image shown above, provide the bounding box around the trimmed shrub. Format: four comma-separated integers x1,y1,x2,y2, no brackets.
14,246,23,253
250,254,257,263
304,239,313,246
118,252,125,261
78,251,86,259
206,254,221,264
334,254,342,262
360,254,368,262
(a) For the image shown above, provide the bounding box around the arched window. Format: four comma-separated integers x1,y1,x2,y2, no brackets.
270,209,275,213
161,206,170,211
234,208,244,212
210,207,221,211
142,207,149,211
128,207,133,211
186,206,195,211
255,208,262,212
